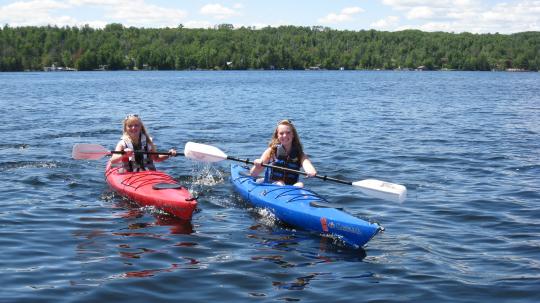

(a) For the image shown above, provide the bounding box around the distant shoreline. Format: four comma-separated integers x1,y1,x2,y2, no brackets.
2,25,539,72
8,68,539,73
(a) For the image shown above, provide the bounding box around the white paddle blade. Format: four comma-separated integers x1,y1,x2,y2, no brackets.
72,143,110,160
352,179,407,203
184,142,228,163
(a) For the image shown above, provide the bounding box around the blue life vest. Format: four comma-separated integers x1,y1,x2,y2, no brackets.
266,144,301,185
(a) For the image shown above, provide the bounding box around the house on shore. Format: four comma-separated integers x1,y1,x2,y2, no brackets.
44,63,77,72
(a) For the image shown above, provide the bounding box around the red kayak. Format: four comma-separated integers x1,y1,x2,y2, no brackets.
105,162,197,220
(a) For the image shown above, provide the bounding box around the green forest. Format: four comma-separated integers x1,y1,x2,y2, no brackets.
1,23,539,72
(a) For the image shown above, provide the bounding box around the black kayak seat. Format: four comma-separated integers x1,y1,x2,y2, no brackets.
152,183,183,190
309,201,344,210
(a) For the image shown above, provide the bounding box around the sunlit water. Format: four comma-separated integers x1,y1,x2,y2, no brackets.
0,71,539,302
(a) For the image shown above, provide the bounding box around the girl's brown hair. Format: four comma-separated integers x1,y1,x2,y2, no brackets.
267,119,304,159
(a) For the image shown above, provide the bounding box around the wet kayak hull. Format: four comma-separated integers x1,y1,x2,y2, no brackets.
230,164,381,247
105,162,197,220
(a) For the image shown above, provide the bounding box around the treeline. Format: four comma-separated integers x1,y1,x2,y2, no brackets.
1,23,539,71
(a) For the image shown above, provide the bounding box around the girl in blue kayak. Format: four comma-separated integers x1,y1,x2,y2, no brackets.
250,119,317,187
110,114,176,172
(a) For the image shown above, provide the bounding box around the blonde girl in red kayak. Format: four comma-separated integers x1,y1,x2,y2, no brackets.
110,114,176,172
250,119,317,187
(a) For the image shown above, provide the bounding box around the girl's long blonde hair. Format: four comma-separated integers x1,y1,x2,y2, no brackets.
122,114,153,145
268,119,304,159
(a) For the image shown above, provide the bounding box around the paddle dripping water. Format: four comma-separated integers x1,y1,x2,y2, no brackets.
182,141,393,246
183,141,407,203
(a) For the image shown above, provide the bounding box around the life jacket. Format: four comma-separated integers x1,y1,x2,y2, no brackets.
121,133,155,172
266,144,301,185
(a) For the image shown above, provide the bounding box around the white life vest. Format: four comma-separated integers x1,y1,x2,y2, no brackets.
121,133,155,172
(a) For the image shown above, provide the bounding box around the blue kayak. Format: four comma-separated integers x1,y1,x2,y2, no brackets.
230,164,382,247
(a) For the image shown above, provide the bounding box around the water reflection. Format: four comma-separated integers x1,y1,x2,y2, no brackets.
123,257,200,278
154,215,194,235
73,200,198,284
246,222,369,298
114,213,199,278
111,195,195,235
272,273,330,291
247,223,368,261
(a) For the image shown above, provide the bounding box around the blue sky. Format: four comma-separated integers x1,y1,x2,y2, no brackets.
0,0,539,33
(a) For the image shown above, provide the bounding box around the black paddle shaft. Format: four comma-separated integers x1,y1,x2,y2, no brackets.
111,150,185,157
227,156,353,185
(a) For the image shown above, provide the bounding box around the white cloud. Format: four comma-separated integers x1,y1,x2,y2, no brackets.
104,2,187,27
0,0,187,28
318,6,365,24
318,13,350,23
1,0,538,33
406,6,434,19
342,7,363,15
382,0,470,9
382,0,540,33
382,0,438,10
13,0,69,10
68,0,130,5
184,20,213,29
475,1,540,32
371,16,400,30
382,0,478,17
200,3,239,19
71,0,188,27
81,19,108,28
0,0,71,26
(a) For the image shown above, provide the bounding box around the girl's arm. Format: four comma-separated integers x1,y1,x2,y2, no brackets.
250,148,272,176
301,155,317,177
110,141,130,164
154,146,177,162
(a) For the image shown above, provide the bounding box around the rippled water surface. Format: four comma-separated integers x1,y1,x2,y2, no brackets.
1,71,539,302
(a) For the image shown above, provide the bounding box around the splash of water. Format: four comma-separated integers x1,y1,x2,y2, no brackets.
190,163,224,186
255,208,278,226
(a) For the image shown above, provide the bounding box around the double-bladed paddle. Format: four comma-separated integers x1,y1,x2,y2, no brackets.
72,143,182,160
183,141,407,203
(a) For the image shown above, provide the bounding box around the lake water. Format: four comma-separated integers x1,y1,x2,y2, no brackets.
0,70,539,302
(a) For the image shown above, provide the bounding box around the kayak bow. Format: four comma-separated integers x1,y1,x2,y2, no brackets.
230,164,382,247
105,162,197,220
